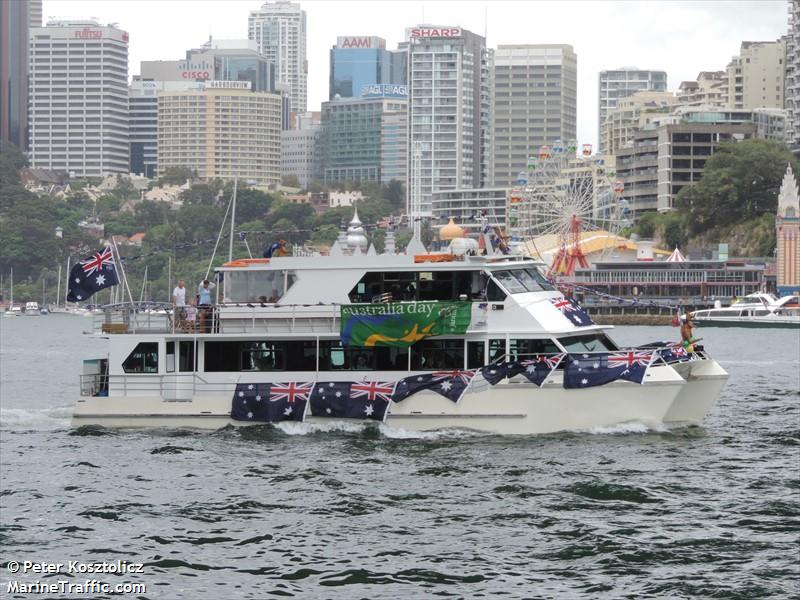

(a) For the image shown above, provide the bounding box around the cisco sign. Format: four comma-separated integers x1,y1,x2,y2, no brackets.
410,27,462,38
361,84,408,98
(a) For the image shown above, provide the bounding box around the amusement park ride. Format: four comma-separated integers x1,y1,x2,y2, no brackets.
508,141,630,277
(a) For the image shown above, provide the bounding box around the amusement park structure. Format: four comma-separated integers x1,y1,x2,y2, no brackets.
507,140,630,277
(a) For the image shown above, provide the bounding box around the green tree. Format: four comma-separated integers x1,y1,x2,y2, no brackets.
158,166,194,186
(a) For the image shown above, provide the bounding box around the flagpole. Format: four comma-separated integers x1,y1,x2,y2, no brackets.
111,238,135,305
64,255,71,307
228,178,238,263
56,264,62,309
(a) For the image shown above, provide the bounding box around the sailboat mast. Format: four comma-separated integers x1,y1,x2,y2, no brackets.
56,264,62,309
64,256,71,306
228,178,238,263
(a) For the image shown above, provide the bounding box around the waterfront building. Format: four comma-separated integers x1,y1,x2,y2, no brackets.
329,36,405,99
616,109,756,214
600,90,678,159
786,0,800,149
752,107,789,142
430,187,508,234
724,40,785,110
406,25,492,213
248,0,307,114
321,87,407,184
281,112,322,188
29,20,129,176
777,164,800,295
677,72,727,108
572,260,765,309
598,68,667,154
157,81,282,186
0,0,29,148
491,44,577,187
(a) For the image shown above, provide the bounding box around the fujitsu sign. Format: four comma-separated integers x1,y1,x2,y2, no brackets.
410,27,462,38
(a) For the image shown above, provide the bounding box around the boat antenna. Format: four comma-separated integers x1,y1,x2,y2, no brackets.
204,182,235,280
228,178,238,263
111,236,135,305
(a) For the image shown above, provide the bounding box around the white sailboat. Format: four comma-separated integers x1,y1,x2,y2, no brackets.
3,269,20,317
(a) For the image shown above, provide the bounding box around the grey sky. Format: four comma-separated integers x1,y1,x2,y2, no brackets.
46,0,788,147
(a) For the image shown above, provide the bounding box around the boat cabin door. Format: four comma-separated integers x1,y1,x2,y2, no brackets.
163,340,196,401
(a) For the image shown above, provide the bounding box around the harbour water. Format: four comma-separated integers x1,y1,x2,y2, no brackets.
1,315,798,598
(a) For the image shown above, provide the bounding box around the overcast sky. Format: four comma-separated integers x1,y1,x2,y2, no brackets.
46,0,788,147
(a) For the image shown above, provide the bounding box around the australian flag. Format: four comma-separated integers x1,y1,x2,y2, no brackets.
655,345,694,365
480,361,510,385
67,246,119,302
310,381,393,422
563,351,656,389
507,354,565,386
392,369,476,404
550,296,594,327
230,382,311,422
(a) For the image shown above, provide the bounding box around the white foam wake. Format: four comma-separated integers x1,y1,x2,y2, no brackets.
273,419,487,439
580,422,661,435
0,406,73,431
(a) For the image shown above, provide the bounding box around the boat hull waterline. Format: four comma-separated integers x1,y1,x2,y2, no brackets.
72,361,725,434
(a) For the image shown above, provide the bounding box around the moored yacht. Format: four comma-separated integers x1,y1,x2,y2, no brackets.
73,222,728,434
691,293,800,328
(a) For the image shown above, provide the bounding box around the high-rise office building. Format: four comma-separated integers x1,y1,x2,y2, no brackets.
158,82,282,186
29,0,41,28
786,0,800,147
406,25,491,213
329,36,405,99
598,68,667,153
281,112,322,188
491,44,577,187
248,0,307,115
0,0,30,149
321,86,408,184
725,40,786,110
29,20,129,175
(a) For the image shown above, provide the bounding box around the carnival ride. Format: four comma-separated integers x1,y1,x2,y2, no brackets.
508,141,631,276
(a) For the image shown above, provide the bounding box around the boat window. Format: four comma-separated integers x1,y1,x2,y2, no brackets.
318,341,408,371
166,341,175,373
467,341,485,368
486,280,507,302
348,270,484,303
489,339,506,362
122,342,159,374
224,270,295,303
411,339,464,370
492,268,554,294
205,340,315,372
509,339,561,361
179,341,196,372
557,334,617,353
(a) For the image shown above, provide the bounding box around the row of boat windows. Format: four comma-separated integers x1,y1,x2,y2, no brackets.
120,334,615,374
348,268,553,304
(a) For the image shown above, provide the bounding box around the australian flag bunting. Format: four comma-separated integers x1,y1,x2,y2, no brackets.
230,382,311,422
480,361,510,385
508,354,565,386
310,381,393,422
550,296,594,327
67,246,119,302
653,345,694,365
563,351,657,389
392,369,477,404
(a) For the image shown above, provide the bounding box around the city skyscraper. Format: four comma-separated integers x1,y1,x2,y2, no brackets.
406,25,492,214
158,82,282,186
248,0,307,115
786,0,800,148
491,44,577,187
598,68,667,153
329,36,405,99
29,20,129,175
0,0,30,149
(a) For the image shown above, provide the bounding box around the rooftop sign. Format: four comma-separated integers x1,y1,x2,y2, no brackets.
205,80,252,90
361,84,408,98
336,36,386,49
410,27,462,39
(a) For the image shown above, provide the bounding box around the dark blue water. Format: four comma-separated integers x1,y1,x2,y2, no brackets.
1,316,798,598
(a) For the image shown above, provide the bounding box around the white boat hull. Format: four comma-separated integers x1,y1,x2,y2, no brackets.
663,358,728,424
72,365,694,435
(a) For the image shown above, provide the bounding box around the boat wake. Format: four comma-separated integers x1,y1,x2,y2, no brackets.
274,420,488,439
0,406,73,431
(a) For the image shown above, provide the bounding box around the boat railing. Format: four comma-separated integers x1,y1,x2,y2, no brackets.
91,302,490,335
80,372,238,398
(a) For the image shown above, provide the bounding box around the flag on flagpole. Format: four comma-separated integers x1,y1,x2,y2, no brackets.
67,246,119,302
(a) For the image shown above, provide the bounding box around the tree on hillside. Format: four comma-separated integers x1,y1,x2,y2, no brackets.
675,139,798,236
158,166,194,186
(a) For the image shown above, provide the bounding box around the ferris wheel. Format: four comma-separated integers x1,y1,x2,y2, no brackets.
507,140,631,274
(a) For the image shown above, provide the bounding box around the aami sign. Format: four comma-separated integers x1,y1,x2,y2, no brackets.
410,27,462,38
337,36,385,49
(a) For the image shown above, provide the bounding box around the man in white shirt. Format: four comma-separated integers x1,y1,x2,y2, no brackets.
172,279,187,324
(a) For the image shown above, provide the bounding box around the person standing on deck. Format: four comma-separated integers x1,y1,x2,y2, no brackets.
172,279,187,326
197,279,216,332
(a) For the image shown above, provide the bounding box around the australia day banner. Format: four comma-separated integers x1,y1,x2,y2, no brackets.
340,301,472,347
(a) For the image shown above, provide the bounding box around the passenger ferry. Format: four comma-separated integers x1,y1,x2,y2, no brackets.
74,218,728,434
691,293,800,328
